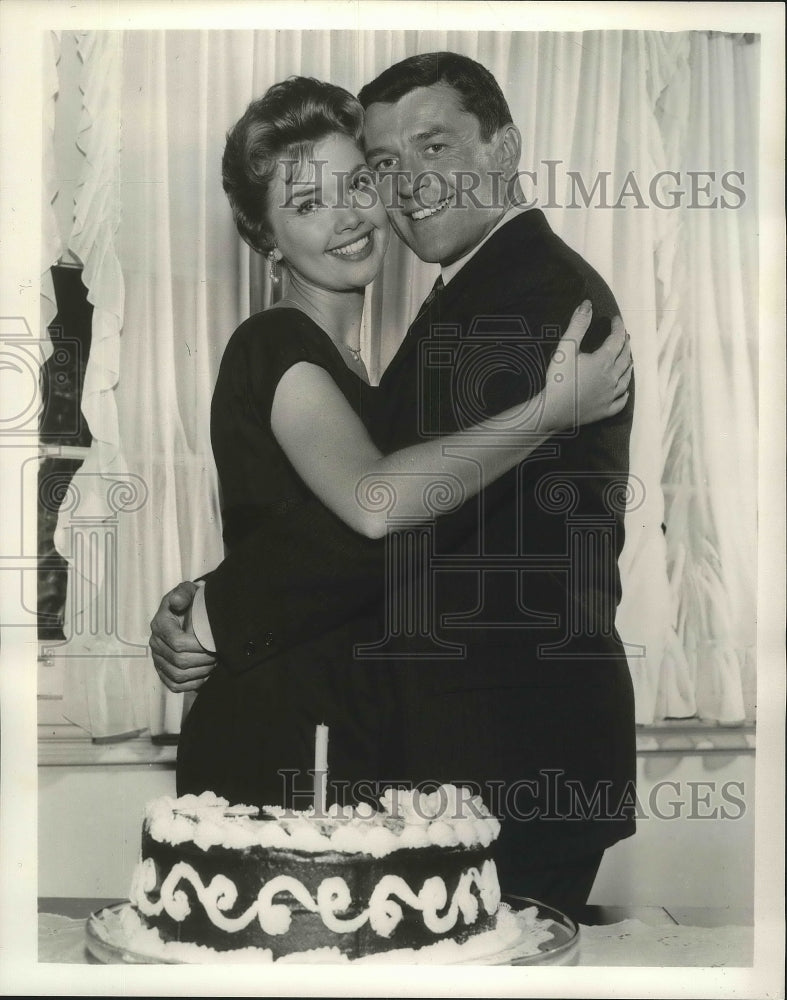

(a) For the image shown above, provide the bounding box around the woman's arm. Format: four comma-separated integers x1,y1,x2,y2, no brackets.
271,302,632,539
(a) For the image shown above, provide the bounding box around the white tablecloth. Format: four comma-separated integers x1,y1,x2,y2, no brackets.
39,913,754,966
576,918,753,966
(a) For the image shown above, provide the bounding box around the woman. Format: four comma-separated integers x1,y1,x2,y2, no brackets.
164,77,632,810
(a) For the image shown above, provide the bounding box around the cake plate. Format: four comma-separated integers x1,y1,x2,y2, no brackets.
85,896,579,966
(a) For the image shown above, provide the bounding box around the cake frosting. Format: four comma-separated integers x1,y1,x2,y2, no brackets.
126,785,552,963
142,784,501,856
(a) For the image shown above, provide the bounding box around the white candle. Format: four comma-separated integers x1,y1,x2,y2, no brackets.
314,723,329,816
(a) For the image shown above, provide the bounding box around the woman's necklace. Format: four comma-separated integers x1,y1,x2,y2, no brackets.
273,295,366,376
343,342,370,383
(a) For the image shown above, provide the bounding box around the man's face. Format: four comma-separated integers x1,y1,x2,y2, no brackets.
363,83,513,266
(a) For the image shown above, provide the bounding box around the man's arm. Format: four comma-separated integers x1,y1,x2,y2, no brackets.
148,507,386,679
201,512,385,674
149,581,217,693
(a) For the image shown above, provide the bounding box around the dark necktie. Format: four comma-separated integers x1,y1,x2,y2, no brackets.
414,274,444,322
380,274,446,391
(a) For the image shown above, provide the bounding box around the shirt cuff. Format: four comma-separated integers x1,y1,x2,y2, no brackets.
191,580,217,654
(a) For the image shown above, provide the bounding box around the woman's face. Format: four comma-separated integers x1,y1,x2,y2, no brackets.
266,132,390,292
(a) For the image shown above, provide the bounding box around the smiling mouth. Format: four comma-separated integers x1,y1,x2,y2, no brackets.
409,196,452,222
329,233,372,257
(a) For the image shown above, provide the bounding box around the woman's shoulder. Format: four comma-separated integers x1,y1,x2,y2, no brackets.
220,307,337,373
232,307,330,351
215,308,341,409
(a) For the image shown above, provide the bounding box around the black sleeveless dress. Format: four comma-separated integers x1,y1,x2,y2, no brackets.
176,308,401,810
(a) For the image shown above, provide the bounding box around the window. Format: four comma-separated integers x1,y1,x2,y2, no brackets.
38,263,92,719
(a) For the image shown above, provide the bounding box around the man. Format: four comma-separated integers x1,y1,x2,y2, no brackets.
151,52,635,918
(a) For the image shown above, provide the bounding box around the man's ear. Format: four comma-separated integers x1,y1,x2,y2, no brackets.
496,123,522,180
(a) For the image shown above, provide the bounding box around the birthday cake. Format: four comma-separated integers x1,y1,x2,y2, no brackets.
123,784,551,963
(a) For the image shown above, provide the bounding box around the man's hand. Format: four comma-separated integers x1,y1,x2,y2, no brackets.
149,581,217,692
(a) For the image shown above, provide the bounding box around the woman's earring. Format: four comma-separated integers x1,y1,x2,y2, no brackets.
268,248,282,285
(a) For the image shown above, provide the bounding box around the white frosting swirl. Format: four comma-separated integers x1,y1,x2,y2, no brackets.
130,858,500,939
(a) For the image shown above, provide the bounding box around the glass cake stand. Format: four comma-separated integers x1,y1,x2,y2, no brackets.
85,896,579,966
484,896,580,966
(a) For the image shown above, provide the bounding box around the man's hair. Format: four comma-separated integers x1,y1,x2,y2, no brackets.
222,76,364,254
357,52,513,143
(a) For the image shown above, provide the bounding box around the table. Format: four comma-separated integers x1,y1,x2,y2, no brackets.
38,898,754,966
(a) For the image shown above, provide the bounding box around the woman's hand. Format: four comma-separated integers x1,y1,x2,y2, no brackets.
542,301,632,432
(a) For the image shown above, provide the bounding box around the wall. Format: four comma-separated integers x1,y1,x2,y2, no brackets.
52,30,82,255
589,752,755,908
38,750,755,907
38,764,176,899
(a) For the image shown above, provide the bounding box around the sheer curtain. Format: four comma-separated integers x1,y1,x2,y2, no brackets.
49,29,758,738
42,31,62,340
53,31,149,738
669,33,758,721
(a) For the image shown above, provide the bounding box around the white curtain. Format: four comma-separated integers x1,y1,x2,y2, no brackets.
50,29,758,738
52,31,149,738
666,33,758,722
41,31,62,339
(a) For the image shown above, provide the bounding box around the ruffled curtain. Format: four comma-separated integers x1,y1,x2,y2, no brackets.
662,33,758,722
41,31,63,338
51,29,758,738
48,31,147,738
112,32,242,736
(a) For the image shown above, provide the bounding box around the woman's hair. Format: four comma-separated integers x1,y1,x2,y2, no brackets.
222,77,365,254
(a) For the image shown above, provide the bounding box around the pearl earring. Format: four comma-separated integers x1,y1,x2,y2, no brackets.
268,249,281,285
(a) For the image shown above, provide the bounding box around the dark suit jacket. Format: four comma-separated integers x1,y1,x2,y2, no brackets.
371,209,637,865
376,208,633,656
